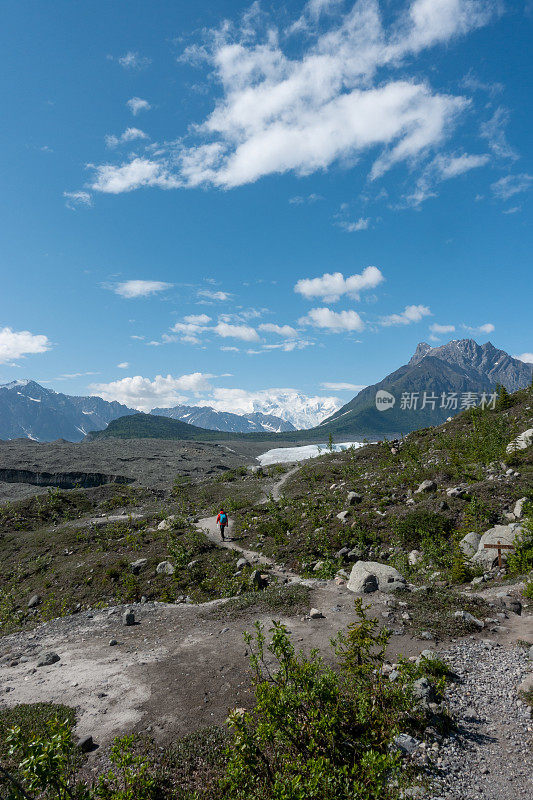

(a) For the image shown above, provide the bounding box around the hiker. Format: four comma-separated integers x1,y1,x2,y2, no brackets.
216,508,229,541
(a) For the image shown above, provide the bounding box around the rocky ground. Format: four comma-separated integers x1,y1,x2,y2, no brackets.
0,437,271,502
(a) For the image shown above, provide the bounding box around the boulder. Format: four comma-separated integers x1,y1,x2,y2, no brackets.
157,516,176,531
130,559,148,575
347,561,406,594
309,608,324,619
37,652,60,667
455,610,484,629
446,486,466,499
459,531,481,558
471,524,523,568
249,570,268,590
27,594,42,609
415,480,437,494
123,609,135,626
513,497,527,519
336,510,351,523
393,733,420,755
236,557,248,570
506,428,533,454
156,560,175,576
347,491,362,505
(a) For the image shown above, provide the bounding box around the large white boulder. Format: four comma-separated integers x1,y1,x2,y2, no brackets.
471,524,523,568
347,561,406,594
459,531,481,558
506,429,533,454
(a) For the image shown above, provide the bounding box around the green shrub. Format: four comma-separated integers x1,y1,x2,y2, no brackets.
507,511,533,575
394,510,453,551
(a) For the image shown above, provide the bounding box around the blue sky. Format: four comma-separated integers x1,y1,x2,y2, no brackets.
1,0,532,419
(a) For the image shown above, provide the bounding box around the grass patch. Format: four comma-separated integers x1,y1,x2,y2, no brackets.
215,583,311,617
398,588,492,638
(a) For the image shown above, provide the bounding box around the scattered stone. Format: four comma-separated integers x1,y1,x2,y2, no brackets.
408,549,422,566
157,516,176,531
27,594,42,609
415,479,437,494
506,428,533,453
236,557,248,570
313,561,325,572
446,486,466,498
513,497,527,519
37,652,60,667
123,609,135,626
309,608,324,619
249,570,268,590
346,561,406,594
347,491,362,505
394,733,420,755
336,510,351,523
156,560,175,576
77,735,94,753
454,610,484,629
109,639,118,646
130,559,148,575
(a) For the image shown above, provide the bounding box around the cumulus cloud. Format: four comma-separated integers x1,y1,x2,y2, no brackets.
295,266,383,302
491,173,533,200
259,323,298,337
299,307,365,332
90,1,496,194
0,327,52,363
184,314,211,325
90,158,181,193
214,322,259,341
90,373,213,411
380,304,431,326
338,217,370,232
105,128,149,148
127,97,152,115
430,323,455,334
113,280,173,299
117,362,129,369
63,190,92,209
516,352,533,364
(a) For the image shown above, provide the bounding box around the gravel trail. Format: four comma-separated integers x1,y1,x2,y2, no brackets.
430,638,532,800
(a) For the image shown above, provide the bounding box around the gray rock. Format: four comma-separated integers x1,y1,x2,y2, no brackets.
336,510,351,523
408,549,422,566
415,479,437,494
459,531,481,558
313,560,325,572
123,609,135,626
37,652,60,667
347,561,406,594
513,497,527,519
109,639,118,646
394,733,421,755
157,516,176,531
156,560,175,575
309,608,324,619
130,559,148,575
471,524,523,568
455,610,484,629
446,486,467,498
236,557,248,570
77,735,94,752
347,546,362,561
249,570,268,590
506,428,533,453
27,594,42,609
347,491,362,505
412,677,435,702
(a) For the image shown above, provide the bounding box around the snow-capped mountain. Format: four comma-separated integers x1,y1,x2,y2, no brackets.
207,390,341,429
0,380,137,442
150,404,295,433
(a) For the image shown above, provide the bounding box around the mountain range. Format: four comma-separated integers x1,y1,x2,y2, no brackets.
89,339,533,443
2,340,532,443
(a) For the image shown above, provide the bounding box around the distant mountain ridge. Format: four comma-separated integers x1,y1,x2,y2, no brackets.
0,380,137,442
151,404,295,433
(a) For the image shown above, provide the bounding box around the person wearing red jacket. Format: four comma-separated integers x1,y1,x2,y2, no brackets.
216,509,229,541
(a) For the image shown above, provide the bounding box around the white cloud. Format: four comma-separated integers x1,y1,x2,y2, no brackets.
90,373,213,411
430,323,455,334
299,307,365,332
403,151,490,207
63,190,92,209
91,1,496,194
491,173,533,200
90,157,181,193
117,51,151,70
289,193,323,204
127,97,152,115
338,217,370,232
380,304,431,326
220,345,239,352
321,382,366,391
197,289,231,301
295,265,383,302
184,314,211,325
480,108,518,161
113,280,173,299
105,128,149,148
435,152,490,179
259,323,298,337
214,322,259,341
462,322,495,334
516,352,533,364
117,362,129,369
0,327,52,363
